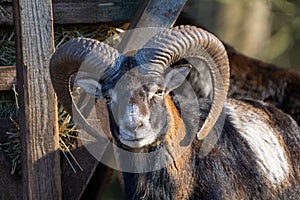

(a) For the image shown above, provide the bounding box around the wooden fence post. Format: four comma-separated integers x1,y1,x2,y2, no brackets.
13,0,62,199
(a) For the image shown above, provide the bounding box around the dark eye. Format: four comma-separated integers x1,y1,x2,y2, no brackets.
104,95,112,102
155,88,164,96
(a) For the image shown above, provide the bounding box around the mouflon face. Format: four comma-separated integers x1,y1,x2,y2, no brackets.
101,65,191,149
77,62,191,149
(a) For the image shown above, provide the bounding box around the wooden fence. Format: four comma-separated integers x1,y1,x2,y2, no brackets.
0,0,186,199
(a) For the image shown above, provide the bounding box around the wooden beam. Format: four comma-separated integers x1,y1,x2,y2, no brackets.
0,66,16,91
13,0,62,199
0,0,143,26
117,0,187,53
53,0,142,24
128,0,186,29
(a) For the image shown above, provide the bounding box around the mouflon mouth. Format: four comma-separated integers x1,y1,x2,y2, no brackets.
119,129,158,148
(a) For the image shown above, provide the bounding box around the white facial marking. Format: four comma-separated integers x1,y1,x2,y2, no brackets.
226,101,290,184
119,104,157,148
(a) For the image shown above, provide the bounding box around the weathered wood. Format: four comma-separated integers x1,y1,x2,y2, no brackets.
117,0,187,53
0,66,16,90
13,0,62,199
128,0,186,29
0,0,143,26
53,0,142,24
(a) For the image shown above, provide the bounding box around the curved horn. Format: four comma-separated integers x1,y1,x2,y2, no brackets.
50,38,123,140
135,25,230,140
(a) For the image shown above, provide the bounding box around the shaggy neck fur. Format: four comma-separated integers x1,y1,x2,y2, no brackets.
122,95,197,200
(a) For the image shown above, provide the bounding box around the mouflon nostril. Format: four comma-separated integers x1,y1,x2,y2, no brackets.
125,121,144,131
136,121,144,129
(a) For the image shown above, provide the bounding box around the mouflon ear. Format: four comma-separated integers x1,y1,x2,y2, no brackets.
76,78,103,98
164,64,192,93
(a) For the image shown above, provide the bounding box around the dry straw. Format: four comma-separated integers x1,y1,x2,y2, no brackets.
0,23,123,174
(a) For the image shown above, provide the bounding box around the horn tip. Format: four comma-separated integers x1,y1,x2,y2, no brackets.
197,131,208,140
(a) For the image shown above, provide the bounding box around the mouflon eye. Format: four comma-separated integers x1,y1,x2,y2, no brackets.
155,88,164,96
104,94,112,102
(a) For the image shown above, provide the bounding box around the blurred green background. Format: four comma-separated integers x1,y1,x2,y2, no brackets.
179,0,300,70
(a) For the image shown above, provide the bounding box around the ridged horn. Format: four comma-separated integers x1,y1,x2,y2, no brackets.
135,25,230,140
50,38,123,140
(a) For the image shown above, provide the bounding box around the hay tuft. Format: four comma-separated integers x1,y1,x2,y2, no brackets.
0,23,124,174
0,30,15,66
0,23,123,66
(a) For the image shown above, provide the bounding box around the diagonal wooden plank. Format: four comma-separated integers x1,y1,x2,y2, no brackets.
128,0,186,29
117,0,187,53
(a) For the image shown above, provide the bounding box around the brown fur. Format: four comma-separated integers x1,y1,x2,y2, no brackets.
226,44,300,126
164,95,196,199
